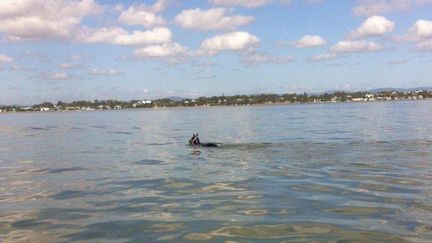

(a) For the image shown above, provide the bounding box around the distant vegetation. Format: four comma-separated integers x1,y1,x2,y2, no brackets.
1,89,431,113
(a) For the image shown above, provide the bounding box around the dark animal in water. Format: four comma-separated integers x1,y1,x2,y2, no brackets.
199,143,218,147
189,133,200,145
189,133,218,147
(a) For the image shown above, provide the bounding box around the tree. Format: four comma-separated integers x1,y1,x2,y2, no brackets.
56,100,65,107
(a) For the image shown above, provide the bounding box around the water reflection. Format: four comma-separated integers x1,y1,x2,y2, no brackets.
0,101,432,241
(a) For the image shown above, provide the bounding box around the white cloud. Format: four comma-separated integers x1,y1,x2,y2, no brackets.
310,17,389,62
0,0,101,41
0,54,13,63
348,15,394,40
134,42,187,58
113,28,172,45
391,19,432,42
199,32,260,55
90,68,123,76
410,19,432,38
310,40,384,62
76,27,172,46
330,40,384,53
209,0,271,8
118,4,165,28
309,53,338,62
406,19,432,51
49,72,73,80
241,52,294,65
353,0,432,16
392,19,432,51
140,0,170,13
175,8,254,31
75,27,126,44
292,35,326,48
59,63,83,69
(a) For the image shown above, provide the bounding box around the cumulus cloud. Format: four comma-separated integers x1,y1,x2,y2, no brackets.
348,15,394,40
291,35,327,48
90,68,123,76
76,26,184,61
75,27,126,44
410,19,432,38
330,40,383,53
199,32,260,55
175,8,254,32
118,4,166,28
353,0,432,16
209,0,271,8
133,42,187,58
392,19,432,51
0,0,101,41
309,16,390,62
310,40,383,62
76,27,172,46
140,0,170,13
113,28,172,45
408,20,432,51
0,54,14,63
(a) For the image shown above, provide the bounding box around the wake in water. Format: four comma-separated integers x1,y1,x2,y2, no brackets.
188,139,432,149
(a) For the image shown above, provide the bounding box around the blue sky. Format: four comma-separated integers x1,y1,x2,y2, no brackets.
0,0,431,104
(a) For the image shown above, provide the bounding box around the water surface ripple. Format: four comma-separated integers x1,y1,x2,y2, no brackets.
1,101,432,242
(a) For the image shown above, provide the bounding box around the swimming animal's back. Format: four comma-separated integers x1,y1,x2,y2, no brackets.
201,143,218,147
189,143,218,147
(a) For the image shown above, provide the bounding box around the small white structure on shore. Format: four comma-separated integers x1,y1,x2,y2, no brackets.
133,100,152,107
40,107,51,112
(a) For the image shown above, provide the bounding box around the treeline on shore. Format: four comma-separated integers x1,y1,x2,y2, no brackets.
1,90,431,112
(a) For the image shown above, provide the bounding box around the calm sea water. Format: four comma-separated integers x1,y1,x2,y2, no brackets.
1,101,432,242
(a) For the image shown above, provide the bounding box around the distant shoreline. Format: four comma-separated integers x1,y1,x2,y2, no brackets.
1,98,431,114
2,88,431,113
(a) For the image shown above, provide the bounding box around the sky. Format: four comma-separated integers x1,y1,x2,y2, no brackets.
0,0,432,104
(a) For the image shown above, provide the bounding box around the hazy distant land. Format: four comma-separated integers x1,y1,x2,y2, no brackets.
1,88,431,113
